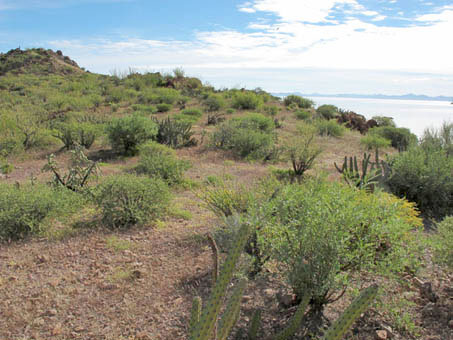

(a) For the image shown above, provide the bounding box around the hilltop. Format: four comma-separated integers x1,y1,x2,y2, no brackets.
0,47,85,76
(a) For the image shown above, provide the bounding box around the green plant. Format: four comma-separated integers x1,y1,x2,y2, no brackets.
0,183,82,240
181,108,203,117
315,120,346,137
156,103,172,112
285,133,322,180
52,121,98,149
136,141,190,185
231,91,262,110
252,178,421,309
360,134,391,152
106,114,158,155
385,146,453,218
372,116,396,127
204,94,225,112
94,174,171,229
432,216,453,269
369,126,417,152
154,117,197,148
263,105,279,116
294,109,311,120
284,95,314,109
420,121,453,156
316,104,339,120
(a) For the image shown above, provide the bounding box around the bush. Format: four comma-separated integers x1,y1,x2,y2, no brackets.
0,184,82,240
252,178,422,307
316,104,338,120
432,216,453,269
204,94,225,112
372,116,396,127
131,104,157,114
284,95,314,109
284,132,322,179
154,117,197,148
106,114,158,155
231,91,262,110
385,146,453,218
370,126,417,152
294,109,311,120
315,119,346,137
263,105,279,116
211,114,276,159
53,121,98,149
420,122,453,156
181,108,203,117
156,103,172,112
136,141,190,185
94,175,171,229
360,134,391,151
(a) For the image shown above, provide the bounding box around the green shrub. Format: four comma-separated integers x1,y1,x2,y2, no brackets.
136,141,190,185
153,117,197,148
252,178,422,307
106,114,158,155
263,105,279,116
0,184,82,240
360,134,391,151
94,175,171,229
284,133,322,179
315,119,346,137
211,114,276,159
284,95,314,109
432,216,453,269
225,108,235,115
131,104,157,114
385,147,453,218
53,121,98,149
204,94,225,112
316,104,338,120
294,109,311,120
370,126,417,152
156,103,172,112
181,108,203,117
231,91,262,110
420,122,453,156
372,116,396,127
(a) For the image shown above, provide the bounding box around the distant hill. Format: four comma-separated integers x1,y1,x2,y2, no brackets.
273,92,452,102
0,48,85,76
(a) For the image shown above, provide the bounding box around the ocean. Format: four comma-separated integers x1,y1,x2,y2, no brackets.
305,96,453,137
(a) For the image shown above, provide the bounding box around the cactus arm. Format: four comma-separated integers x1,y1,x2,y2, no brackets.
189,296,202,338
217,279,247,340
190,223,251,340
321,284,378,340
273,293,310,340
248,309,262,340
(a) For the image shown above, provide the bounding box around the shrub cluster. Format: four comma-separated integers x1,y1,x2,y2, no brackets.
283,95,314,109
315,119,346,137
432,216,453,269
369,126,417,152
316,104,338,120
231,91,262,110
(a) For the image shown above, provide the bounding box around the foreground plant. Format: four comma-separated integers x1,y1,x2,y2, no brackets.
188,220,379,340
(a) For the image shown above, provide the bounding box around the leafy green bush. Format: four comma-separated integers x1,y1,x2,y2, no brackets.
420,121,453,156
154,117,197,148
94,174,171,229
181,108,203,117
432,216,453,269
231,91,262,110
316,104,338,120
211,113,276,159
263,105,279,116
284,95,314,109
106,114,158,155
156,103,172,112
204,94,225,112
131,104,157,114
284,132,322,179
0,184,82,240
315,119,346,137
53,121,98,149
294,109,311,120
252,178,422,308
136,141,190,185
385,146,453,218
360,134,391,151
370,126,417,152
372,116,396,127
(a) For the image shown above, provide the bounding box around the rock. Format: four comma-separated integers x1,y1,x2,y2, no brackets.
264,288,277,298
376,330,388,339
242,295,252,303
449,319,453,329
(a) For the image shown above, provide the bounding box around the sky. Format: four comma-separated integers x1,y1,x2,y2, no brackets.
1,0,453,96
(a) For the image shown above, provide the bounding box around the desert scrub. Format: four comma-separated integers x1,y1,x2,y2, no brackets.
315,119,346,137
156,103,172,112
360,134,391,152
316,104,338,120
251,178,422,309
432,216,453,269
294,109,311,120
211,113,276,159
106,113,158,155
180,108,203,118
231,91,262,110
94,174,171,229
136,141,190,186
0,183,83,240
52,121,99,149
369,126,417,152
203,94,225,112
283,95,314,109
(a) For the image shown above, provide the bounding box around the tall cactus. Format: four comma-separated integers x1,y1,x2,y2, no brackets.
334,153,379,191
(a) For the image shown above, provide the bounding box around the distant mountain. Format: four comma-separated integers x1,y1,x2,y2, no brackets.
273,92,452,102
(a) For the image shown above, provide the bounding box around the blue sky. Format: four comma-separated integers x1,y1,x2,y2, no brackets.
1,0,453,96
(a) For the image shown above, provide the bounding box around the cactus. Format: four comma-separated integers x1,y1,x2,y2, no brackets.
189,297,202,338
334,153,379,191
321,284,378,340
248,310,262,340
189,222,251,340
273,293,310,340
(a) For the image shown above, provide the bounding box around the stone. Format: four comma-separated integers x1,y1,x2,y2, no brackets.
376,330,387,339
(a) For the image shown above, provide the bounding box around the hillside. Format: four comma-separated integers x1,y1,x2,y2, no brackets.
0,48,452,340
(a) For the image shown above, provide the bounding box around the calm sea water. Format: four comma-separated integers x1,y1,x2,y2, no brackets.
306,96,453,137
